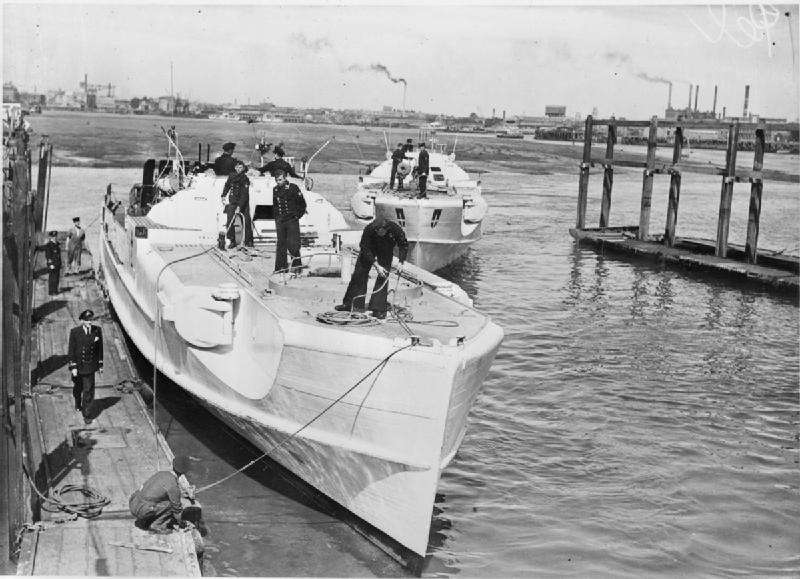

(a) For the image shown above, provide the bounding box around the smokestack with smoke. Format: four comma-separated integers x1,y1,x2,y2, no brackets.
694,85,699,112
668,82,672,109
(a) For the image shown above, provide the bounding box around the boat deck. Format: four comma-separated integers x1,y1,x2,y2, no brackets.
160,244,487,343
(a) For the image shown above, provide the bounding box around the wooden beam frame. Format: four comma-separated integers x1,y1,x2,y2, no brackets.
745,124,766,263
638,117,658,240
715,122,740,257
599,119,616,228
576,115,593,229
664,126,683,247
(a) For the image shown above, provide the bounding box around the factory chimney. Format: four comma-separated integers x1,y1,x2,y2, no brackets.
722,106,727,119
402,84,407,118
742,85,750,119
502,110,506,121
667,82,672,109
492,108,496,119
694,85,699,112
712,85,718,116
688,84,693,109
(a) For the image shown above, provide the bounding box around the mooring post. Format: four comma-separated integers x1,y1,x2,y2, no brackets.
715,122,739,257
664,125,683,247
599,118,616,228
745,123,765,263
576,115,593,229
638,116,658,240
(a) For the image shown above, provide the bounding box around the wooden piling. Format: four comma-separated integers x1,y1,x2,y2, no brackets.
745,124,766,264
664,126,683,247
599,119,616,228
638,116,658,240
715,122,740,258
576,115,593,229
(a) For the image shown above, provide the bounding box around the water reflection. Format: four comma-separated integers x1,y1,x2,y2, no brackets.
436,248,482,302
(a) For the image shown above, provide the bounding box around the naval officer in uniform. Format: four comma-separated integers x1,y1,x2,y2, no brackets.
68,309,104,425
272,169,307,273
44,231,62,295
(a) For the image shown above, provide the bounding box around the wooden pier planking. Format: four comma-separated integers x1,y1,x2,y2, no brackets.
16,243,199,576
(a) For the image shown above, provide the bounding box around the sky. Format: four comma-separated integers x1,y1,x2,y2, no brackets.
2,1,799,120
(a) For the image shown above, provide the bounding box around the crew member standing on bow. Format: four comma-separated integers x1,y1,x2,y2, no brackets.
129,455,194,534
213,142,239,176
272,169,307,273
221,160,253,248
416,141,429,199
66,216,86,273
257,145,302,179
68,310,104,425
389,142,405,190
335,213,408,319
45,231,62,295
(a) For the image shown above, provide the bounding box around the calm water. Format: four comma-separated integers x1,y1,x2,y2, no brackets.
32,114,800,577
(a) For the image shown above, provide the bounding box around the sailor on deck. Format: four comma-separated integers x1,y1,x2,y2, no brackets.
257,145,302,179
214,142,239,176
129,455,194,534
45,231,62,295
68,309,104,425
66,216,86,273
390,142,405,190
416,142,429,199
222,160,254,248
335,213,408,319
272,169,307,273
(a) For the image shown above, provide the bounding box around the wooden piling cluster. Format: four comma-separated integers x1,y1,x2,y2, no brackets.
570,115,799,292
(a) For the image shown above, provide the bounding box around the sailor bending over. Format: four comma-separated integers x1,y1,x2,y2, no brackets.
129,455,194,534
335,213,408,319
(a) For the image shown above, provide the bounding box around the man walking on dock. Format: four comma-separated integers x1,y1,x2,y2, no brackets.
68,309,103,425
45,231,62,295
129,455,193,534
334,213,408,319
66,216,86,273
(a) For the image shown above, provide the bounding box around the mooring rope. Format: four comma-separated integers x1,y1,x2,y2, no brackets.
193,342,414,495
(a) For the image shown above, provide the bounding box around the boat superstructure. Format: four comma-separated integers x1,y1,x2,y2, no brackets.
351,136,487,272
99,156,503,558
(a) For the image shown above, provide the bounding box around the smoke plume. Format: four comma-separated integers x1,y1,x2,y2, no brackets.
635,72,672,85
347,63,407,86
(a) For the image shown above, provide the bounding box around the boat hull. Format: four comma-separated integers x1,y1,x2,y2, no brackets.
98,229,502,556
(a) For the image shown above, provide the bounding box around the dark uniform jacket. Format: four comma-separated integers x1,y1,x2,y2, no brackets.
222,172,250,210
258,158,301,178
358,221,408,267
213,153,239,176
417,149,430,175
45,240,62,269
391,147,405,165
273,182,307,223
135,470,182,512
68,324,104,375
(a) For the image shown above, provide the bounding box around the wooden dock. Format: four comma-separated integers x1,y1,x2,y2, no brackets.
571,115,799,294
15,241,201,576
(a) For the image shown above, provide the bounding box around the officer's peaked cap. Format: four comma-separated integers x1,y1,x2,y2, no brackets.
78,309,94,321
222,142,236,151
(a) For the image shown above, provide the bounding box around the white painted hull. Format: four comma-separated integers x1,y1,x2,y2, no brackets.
99,220,502,556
